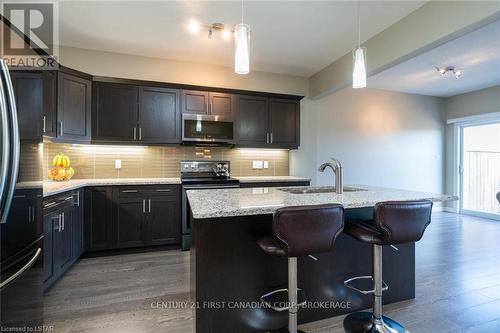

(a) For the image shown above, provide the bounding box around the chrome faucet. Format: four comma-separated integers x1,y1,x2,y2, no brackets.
318,158,343,194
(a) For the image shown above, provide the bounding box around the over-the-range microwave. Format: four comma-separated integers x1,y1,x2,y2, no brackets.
182,114,234,144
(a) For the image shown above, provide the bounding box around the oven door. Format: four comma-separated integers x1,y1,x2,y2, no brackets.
182,114,234,143
181,183,240,250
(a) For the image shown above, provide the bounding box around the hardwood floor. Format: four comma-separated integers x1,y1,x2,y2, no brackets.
44,212,500,333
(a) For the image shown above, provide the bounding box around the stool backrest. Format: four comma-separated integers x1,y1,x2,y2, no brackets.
374,200,433,244
273,204,344,257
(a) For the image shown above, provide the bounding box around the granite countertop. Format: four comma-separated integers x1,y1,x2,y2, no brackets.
187,185,458,219
234,176,311,183
16,181,43,190
44,178,181,197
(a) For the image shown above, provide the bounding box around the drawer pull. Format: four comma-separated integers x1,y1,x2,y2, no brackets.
156,189,172,192
121,190,139,193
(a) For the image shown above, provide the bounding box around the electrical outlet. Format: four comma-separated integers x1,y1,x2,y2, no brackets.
263,161,269,169
252,160,263,169
115,160,122,169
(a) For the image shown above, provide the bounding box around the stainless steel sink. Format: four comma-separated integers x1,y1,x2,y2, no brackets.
279,186,367,194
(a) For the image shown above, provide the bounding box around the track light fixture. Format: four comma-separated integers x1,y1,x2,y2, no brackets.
436,66,463,79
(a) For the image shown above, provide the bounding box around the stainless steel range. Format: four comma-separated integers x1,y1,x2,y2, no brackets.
181,160,240,250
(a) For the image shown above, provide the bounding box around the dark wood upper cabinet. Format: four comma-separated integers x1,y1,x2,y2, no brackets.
57,72,91,142
209,92,235,117
181,90,208,114
42,71,57,138
10,71,43,142
93,83,139,142
235,95,269,146
269,98,300,148
139,86,181,144
235,95,300,149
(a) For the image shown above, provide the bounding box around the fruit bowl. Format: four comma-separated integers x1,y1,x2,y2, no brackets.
48,153,75,181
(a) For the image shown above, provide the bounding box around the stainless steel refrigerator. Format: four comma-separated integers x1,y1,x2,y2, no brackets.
0,58,44,329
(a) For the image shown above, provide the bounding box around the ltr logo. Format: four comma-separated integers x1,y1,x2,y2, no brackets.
2,2,54,54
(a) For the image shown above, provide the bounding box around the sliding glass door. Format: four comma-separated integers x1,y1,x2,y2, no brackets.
460,122,500,219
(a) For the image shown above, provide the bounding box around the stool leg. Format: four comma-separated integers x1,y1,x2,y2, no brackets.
373,244,383,322
289,257,298,333
270,258,306,333
343,245,408,333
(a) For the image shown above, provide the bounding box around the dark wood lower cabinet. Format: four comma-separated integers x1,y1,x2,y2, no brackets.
43,185,180,288
115,197,146,249
43,191,82,290
85,187,114,252
147,195,180,245
113,186,181,249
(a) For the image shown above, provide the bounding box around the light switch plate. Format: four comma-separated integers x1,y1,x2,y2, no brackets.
263,161,269,169
115,160,122,169
252,160,263,169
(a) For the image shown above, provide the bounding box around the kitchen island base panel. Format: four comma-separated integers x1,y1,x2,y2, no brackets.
191,208,415,333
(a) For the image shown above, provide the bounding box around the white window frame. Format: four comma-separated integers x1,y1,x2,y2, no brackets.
448,112,500,221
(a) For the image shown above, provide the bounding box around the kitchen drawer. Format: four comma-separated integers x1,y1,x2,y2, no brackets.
116,185,179,198
43,193,75,213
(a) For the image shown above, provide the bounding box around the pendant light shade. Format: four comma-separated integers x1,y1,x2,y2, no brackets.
234,23,250,74
352,0,366,89
352,47,366,89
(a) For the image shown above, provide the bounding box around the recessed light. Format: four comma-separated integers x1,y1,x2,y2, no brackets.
222,30,231,40
188,19,199,33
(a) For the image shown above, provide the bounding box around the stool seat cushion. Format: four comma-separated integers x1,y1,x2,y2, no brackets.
343,200,433,245
344,220,385,245
257,236,287,256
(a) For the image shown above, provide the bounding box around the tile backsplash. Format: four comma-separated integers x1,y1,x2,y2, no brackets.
43,141,289,180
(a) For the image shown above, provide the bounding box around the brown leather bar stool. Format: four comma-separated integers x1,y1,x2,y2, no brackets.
342,200,433,333
257,204,345,333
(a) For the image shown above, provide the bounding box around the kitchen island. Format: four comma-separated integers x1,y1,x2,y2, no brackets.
187,185,457,333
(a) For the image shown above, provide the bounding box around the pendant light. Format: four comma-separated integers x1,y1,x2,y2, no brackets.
352,0,366,89
234,0,250,74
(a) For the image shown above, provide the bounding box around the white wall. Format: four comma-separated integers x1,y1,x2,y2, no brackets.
292,88,445,194
59,46,308,96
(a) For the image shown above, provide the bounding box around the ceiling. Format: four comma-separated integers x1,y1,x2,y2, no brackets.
57,1,426,77
368,19,500,97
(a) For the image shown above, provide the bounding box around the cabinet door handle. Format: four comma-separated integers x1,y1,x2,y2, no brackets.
121,190,138,193
139,127,142,140
266,133,269,144
32,207,35,222
28,206,32,223
142,199,146,213
148,199,151,213
59,121,63,137
133,127,137,140
74,191,80,207
61,212,65,231
57,214,61,232
156,189,171,192
42,116,46,133
270,132,273,144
